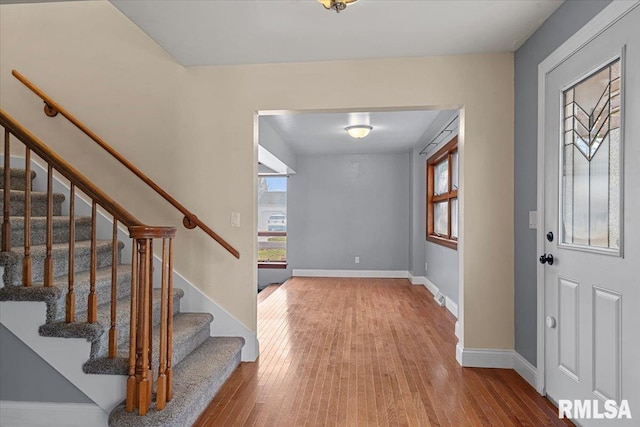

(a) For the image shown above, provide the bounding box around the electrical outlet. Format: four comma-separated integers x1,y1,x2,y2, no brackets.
355,256,360,264
425,262,428,272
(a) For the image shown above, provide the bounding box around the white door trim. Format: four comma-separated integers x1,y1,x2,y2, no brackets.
535,0,640,396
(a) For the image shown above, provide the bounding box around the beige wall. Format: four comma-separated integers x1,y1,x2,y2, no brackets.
0,0,514,349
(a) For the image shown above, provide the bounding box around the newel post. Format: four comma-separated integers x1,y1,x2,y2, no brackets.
126,226,176,415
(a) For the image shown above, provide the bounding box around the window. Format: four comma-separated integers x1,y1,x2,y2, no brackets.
426,136,458,249
258,176,287,268
561,58,621,252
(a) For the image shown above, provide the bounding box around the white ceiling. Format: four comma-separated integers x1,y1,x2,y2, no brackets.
109,0,562,67
261,109,450,155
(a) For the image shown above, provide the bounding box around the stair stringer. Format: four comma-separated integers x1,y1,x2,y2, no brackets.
168,267,258,362
6,155,257,362
0,301,125,413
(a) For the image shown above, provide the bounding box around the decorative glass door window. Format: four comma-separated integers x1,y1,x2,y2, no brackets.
561,58,622,253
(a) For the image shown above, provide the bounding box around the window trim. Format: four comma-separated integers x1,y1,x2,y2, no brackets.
257,230,287,268
426,136,458,250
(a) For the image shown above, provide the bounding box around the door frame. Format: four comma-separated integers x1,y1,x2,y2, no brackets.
535,0,639,395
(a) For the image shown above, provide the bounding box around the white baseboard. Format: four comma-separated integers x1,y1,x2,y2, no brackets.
454,321,461,340
0,401,107,427
424,277,439,296
457,346,514,368
292,269,409,279
445,296,458,318
408,274,427,286
456,346,539,390
512,351,539,390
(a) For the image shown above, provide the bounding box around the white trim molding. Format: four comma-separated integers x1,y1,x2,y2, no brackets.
456,347,539,390
535,0,639,397
445,296,458,318
424,277,439,297
292,269,409,279
513,352,539,390
408,274,427,286
0,401,107,427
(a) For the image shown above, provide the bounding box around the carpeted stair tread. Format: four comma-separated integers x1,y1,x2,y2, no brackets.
0,167,36,191
83,312,213,376
7,215,93,246
0,266,131,323
108,337,244,427
50,265,133,322
1,239,124,286
0,189,65,216
39,288,184,359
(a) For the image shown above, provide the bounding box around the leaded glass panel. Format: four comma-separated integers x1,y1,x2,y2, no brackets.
561,58,621,251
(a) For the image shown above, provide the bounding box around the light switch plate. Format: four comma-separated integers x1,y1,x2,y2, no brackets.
529,211,537,229
231,212,240,228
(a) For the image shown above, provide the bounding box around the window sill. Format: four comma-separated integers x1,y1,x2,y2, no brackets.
258,262,288,269
427,235,458,250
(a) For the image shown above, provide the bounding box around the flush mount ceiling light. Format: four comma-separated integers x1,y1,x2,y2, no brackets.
345,125,372,139
317,0,359,13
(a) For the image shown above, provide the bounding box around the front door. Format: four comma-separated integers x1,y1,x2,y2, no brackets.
543,4,639,425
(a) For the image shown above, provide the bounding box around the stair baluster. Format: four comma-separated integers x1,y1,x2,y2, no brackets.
43,164,53,286
109,218,118,358
126,237,139,413
22,147,31,286
66,183,76,322
166,237,174,402
156,238,169,410
2,129,10,252
87,200,97,322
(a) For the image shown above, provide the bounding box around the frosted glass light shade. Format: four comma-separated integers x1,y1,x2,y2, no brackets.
345,125,372,139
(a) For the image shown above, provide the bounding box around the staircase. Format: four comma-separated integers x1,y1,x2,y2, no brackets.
0,154,243,423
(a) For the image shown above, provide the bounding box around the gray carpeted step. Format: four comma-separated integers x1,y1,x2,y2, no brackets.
1,240,124,286
0,265,132,323
108,337,244,427
7,216,93,247
83,312,213,376
0,189,65,216
50,265,133,321
39,288,184,359
0,167,36,191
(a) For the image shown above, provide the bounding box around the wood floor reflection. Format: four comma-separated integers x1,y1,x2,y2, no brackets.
194,277,570,426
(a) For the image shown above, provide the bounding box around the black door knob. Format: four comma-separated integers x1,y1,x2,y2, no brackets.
539,253,554,265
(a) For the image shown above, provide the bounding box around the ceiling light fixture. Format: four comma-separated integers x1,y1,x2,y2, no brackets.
317,0,359,13
345,125,372,139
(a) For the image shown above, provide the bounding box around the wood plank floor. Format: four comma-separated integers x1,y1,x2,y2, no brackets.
194,277,570,426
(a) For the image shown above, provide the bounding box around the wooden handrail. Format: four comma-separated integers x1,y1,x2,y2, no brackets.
11,69,240,259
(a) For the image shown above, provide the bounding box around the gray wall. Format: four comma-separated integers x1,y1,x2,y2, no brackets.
514,0,611,366
260,153,410,285
0,324,92,403
411,111,459,305
409,140,426,277
290,153,410,271
425,242,459,304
